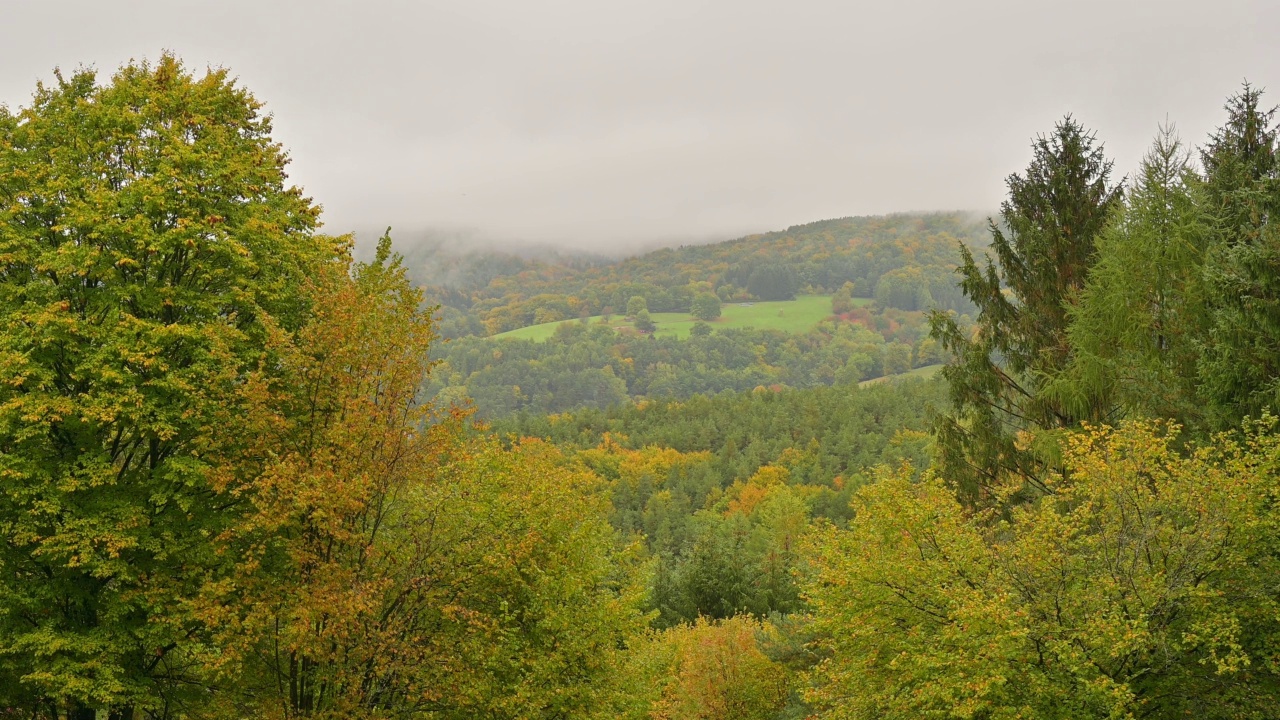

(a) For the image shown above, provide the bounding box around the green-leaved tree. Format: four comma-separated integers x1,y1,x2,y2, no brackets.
1048,124,1210,428
1196,84,1280,424
627,295,648,318
691,292,722,321
0,55,331,716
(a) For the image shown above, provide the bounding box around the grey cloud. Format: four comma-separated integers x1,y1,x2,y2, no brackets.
2,0,1275,250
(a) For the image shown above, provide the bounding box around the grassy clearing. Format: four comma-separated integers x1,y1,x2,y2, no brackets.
859,363,944,387
493,295,867,341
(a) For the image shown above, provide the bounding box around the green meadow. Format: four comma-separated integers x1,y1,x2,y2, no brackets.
493,295,870,341
859,363,944,387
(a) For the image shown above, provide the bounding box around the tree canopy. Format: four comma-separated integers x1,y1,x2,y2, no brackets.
0,54,331,714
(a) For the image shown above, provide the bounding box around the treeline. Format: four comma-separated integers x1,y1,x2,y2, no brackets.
495,378,941,495
428,315,946,418
423,211,988,337
394,234,610,293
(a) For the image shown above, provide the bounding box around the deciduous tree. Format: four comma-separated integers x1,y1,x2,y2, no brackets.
627,295,648,318
207,234,650,718
647,616,791,720
0,54,328,716
633,309,656,334
805,421,1280,720
691,292,722,321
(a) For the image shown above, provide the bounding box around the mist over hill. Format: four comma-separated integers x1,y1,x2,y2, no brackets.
349,209,989,289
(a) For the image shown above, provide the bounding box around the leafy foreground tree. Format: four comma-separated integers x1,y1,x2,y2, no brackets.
201,237,648,719
0,55,647,719
0,55,329,715
930,117,1121,503
805,420,1280,720
636,616,793,720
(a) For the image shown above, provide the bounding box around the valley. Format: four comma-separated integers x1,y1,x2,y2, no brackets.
4,44,1279,720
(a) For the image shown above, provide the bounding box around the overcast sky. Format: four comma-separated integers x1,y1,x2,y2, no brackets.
2,1,1276,251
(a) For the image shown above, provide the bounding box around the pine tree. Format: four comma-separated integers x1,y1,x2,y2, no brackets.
929,117,1121,503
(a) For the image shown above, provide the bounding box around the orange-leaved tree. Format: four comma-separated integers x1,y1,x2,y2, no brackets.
202,233,647,718
644,616,793,720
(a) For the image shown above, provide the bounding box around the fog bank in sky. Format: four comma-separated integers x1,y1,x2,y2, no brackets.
2,1,1275,251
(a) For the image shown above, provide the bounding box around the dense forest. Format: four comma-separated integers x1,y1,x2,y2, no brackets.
414,211,987,337
420,214,983,418
430,318,942,418
4,53,1280,720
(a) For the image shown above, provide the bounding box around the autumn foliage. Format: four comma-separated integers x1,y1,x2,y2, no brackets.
9,51,1280,720
0,57,646,719
805,422,1280,719
646,616,791,720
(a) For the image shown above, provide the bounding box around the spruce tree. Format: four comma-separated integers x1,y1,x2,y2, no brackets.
929,117,1121,503
1196,84,1280,423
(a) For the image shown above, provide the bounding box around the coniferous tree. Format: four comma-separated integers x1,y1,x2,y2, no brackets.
627,295,649,318
1196,84,1280,423
929,117,1121,502
1049,124,1210,428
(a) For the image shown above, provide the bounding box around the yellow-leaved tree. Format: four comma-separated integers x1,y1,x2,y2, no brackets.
0,54,333,718
627,615,792,720
198,233,649,718
805,421,1280,720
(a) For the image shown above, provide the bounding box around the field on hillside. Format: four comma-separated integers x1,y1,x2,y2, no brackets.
493,295,871,341
859,363,944,387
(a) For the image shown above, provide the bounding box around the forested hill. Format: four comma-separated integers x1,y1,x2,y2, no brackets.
418,211,988,338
